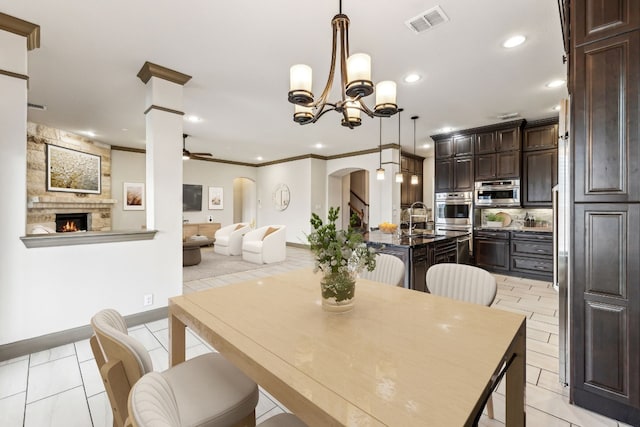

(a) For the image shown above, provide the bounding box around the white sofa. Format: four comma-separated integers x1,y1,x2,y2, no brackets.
242,225,287,264
214,223,251,256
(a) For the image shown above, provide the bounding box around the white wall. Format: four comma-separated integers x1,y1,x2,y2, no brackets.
111,150,147,230
256,158,312,245
182,160,256,226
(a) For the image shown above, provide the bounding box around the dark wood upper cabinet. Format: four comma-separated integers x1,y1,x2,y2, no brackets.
572,0,640,47
475,154,496,181
400,153,424,208
496,151,520,179
453,135,473,157
453,157,474,191
435,138,453,159
573,31,640,202
435,159,453,193
524,123,558,151
523,149,557,207
497,127,520,151
475,132,496,154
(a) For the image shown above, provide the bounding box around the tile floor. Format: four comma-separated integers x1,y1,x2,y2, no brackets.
0,246,631,426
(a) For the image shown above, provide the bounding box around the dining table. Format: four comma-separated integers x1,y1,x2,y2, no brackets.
169,268,526,426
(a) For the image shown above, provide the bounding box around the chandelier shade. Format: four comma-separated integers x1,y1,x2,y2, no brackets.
288,3,398,128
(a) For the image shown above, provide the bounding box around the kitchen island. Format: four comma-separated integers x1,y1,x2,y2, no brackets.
365,230,470,291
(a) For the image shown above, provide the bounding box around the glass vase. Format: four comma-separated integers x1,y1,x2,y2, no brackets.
320,269,356,313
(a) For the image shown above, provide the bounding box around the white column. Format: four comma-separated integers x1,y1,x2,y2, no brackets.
0,15,39,343
137,62,192,295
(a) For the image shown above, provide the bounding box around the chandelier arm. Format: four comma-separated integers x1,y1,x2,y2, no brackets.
308,104,341,124
315,18,341,108
339,18,350,104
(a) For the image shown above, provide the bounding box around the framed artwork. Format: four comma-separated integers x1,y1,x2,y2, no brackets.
123,182,145,210
273,183,290,211
46,144,101,194
208,187,223,210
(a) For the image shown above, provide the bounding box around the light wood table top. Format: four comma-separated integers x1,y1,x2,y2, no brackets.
169,268,526,426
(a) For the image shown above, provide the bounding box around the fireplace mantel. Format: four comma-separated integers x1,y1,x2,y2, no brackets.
28,196,117,209
20,230,157,248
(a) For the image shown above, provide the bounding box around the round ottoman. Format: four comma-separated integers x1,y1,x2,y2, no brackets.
183,241,202,266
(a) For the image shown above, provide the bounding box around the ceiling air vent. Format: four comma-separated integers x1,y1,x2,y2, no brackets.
497,112,520,120
405,6,449,34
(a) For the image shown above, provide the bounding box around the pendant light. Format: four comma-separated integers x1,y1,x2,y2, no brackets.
395,108,404,183
411,116,419,185
376,117,385,180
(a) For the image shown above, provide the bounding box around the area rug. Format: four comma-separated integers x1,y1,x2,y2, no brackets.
183,247,270,282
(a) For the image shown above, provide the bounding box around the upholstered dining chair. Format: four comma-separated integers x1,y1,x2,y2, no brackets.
90,309,259,427
214,223,251,256
425,263,497,420
242,225,287,264
358,253,405,286
126,371,308,427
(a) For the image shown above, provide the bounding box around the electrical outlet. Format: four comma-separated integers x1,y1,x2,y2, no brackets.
143,294,153,306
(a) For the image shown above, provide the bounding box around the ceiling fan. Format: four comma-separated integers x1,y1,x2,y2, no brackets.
182,134,213,160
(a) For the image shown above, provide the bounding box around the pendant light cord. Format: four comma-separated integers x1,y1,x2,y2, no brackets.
411,115,419,155
379,117,382,167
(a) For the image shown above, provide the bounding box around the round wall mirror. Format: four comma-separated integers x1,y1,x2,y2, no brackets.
273,184,290,211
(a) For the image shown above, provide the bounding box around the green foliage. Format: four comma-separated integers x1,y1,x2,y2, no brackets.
485,212,500,221
308,206,377,277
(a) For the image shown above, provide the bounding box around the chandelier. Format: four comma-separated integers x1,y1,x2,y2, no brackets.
288,1,398,128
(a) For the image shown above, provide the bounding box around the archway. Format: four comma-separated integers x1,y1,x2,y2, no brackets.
327,167,369,231
233,177,256,226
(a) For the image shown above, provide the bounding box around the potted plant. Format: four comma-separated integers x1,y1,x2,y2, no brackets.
307,206,377,312
485,212,503,228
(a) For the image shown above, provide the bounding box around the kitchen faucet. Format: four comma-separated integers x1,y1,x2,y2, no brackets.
408,201,428,236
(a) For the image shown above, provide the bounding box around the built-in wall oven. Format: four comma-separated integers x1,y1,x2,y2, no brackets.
474,179,521,207
435,191,473,254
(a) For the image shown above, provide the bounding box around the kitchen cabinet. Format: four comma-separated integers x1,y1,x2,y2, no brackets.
411,245,430,292
523,149,557,207
475,151,520,181
569,0,640,422
510,231,552,280
474,126,521,154
523,123,558,151
432,238,457,264
434,134,473,159
400,152,424,208
435,156,473,192
474,230,510,272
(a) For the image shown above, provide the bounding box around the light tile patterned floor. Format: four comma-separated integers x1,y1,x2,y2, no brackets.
0,247,631,426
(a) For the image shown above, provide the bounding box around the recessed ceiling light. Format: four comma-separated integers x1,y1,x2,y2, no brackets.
422,142,432,149
314,143,323,149
84,131,96,137
256,156,263,161
503,35,526,48
121,128,128,131
440,126,453,133
185,115,202,123
546,79,565,88
552,105,561,111
403,73,422,83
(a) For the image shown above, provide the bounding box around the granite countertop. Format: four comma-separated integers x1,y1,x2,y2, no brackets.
475,226,553,233
365,230,470,248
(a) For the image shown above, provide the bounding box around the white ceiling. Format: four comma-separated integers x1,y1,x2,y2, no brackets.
6,0,566,163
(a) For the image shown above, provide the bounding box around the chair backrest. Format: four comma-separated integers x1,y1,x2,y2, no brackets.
359,253,405,286
128,372,182,427
91,309,154,427
426,263,497,306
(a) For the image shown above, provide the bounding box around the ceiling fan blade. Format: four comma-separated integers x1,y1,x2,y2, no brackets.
191,152,213,157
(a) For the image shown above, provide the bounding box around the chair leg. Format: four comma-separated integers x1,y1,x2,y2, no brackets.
486,394,494,419
100,360,132,427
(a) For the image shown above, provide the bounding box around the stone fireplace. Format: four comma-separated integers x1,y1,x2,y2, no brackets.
55,212,89,232
26,123,115,234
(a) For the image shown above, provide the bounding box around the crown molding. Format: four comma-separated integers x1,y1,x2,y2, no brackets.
143,105,185,116
0,12,40,50
524,116,559,128
137,61,192,85
430,119,526,140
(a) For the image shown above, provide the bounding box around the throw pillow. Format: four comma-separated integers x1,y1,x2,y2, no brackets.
262,227,279,240
234,224,245,231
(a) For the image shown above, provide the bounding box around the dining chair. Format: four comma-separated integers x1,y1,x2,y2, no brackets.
90,309,259,427
425,263,497,420
126,371,308,427
358,253,405,286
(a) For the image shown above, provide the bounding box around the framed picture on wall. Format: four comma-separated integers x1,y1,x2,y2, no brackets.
46,144,101,194
208,187,223,210
123,182,145,210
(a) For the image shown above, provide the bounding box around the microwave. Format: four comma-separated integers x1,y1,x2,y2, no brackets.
474,180,520,207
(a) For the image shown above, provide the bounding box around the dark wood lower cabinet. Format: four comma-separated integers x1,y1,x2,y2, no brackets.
572,204,640,423
474,231,510,272
510,232,553,280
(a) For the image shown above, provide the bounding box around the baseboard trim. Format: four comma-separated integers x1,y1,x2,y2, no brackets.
287,242,309,249
0,307,168,362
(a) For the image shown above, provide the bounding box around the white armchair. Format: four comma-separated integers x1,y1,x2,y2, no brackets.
242,225,287,264
213,223,250,256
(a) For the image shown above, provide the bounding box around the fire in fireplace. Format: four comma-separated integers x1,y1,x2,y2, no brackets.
55,213,89,232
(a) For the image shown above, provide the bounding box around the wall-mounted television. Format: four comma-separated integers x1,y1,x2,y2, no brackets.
183,184,203,212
